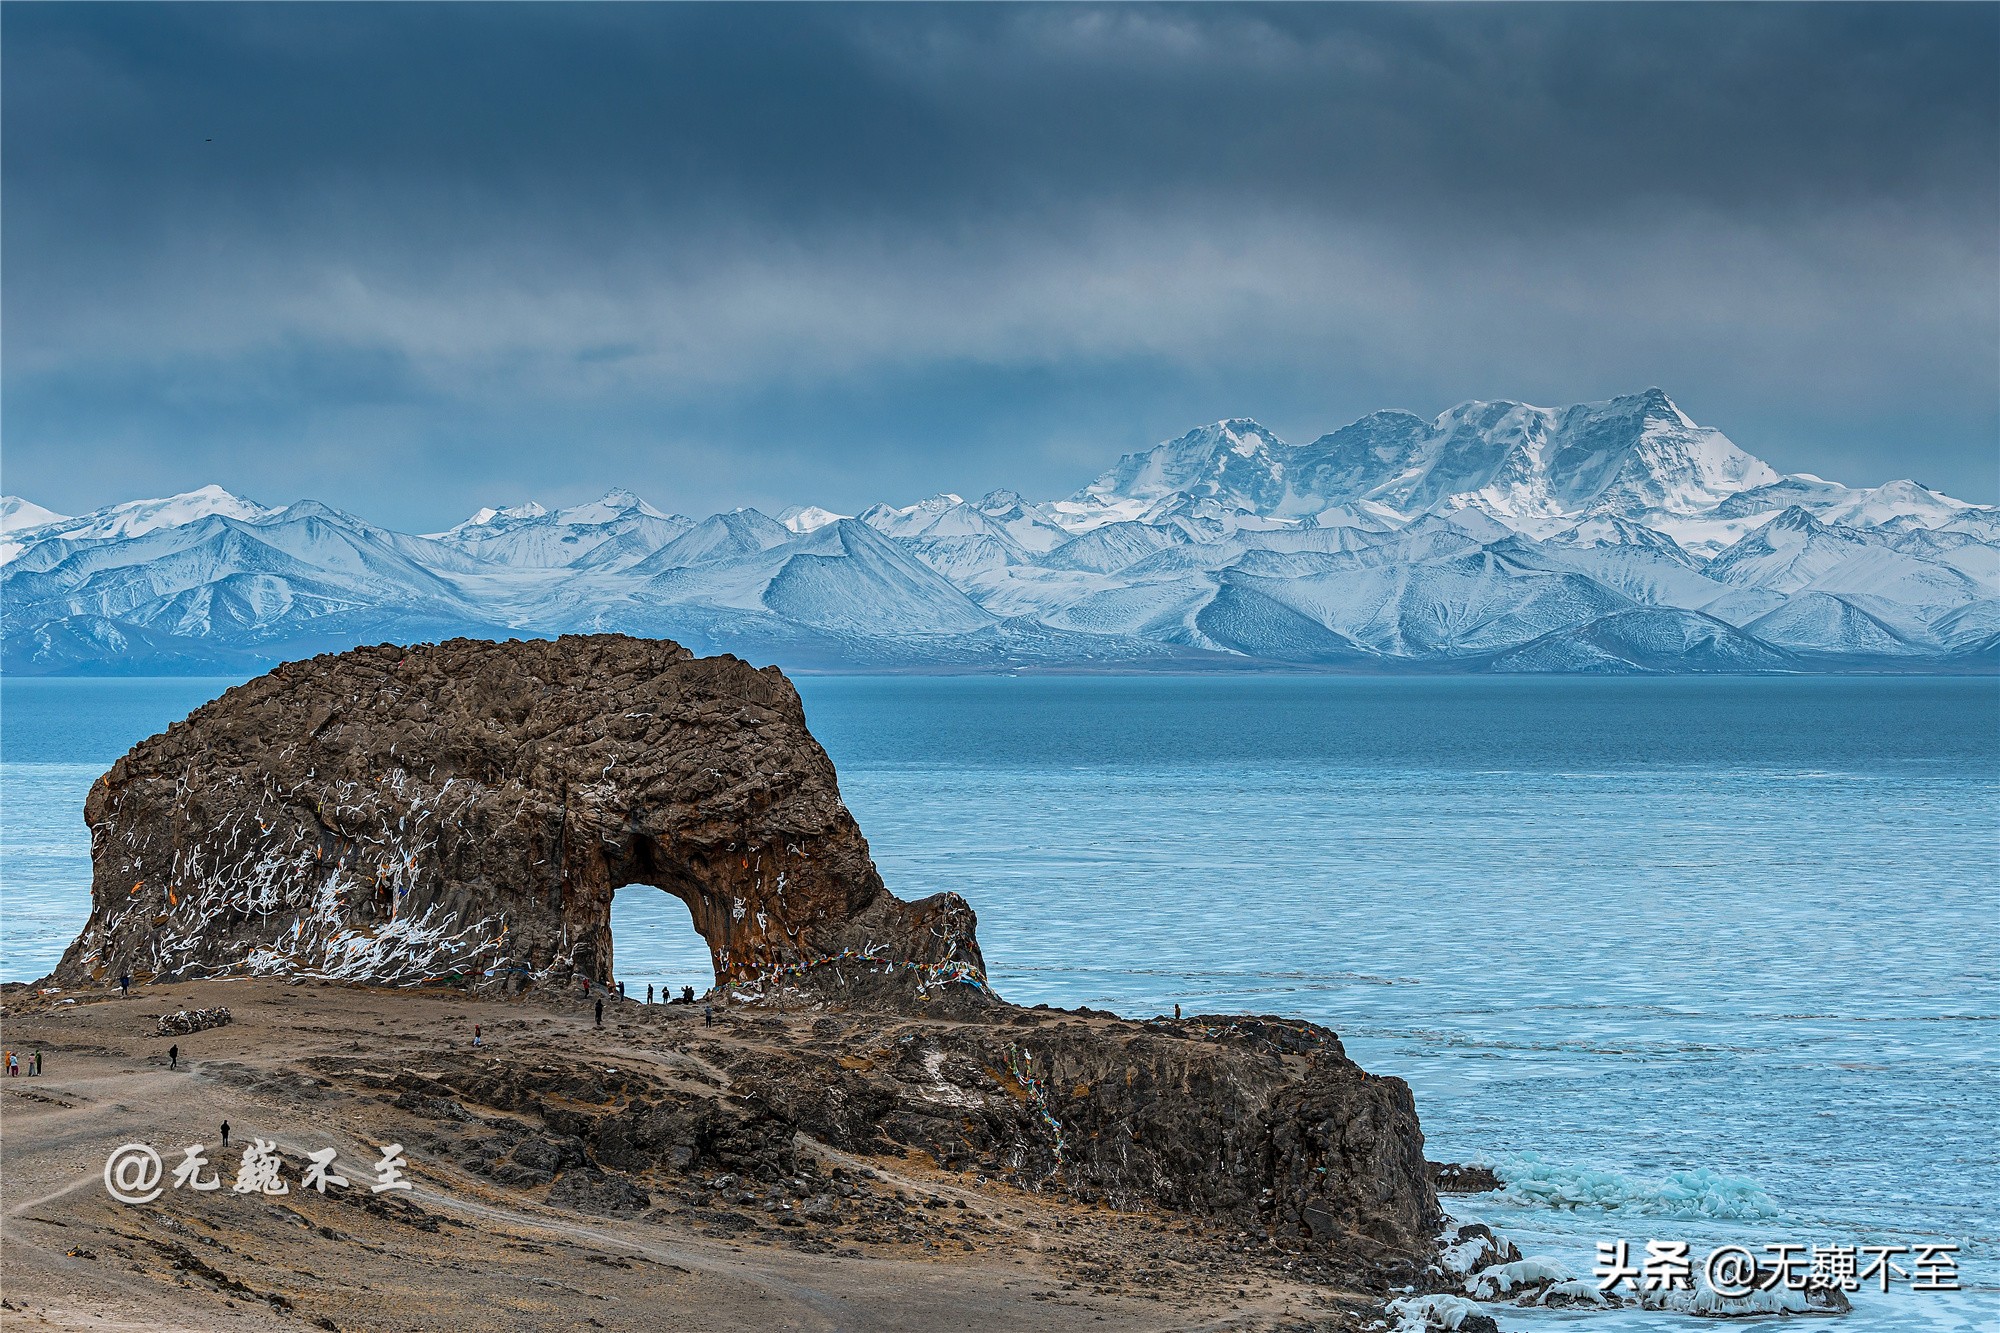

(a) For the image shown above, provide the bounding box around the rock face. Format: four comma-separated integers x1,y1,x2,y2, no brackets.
47,630,1447,1278
328,1003,1443,1280
727,1009,1445,1278
52,635,983,991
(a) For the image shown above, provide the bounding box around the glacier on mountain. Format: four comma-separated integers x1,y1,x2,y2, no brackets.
4,390,1994,674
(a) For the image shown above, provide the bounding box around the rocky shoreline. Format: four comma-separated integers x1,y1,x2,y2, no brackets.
2,977,1444,1331
9,636,1478,1329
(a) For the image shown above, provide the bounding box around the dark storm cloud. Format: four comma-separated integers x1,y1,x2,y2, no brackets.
4,3,1995,526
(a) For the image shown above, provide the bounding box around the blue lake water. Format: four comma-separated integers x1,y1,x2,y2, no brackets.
3,673,1995,1330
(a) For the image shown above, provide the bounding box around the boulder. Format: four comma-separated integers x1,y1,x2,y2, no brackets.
51,635,983,993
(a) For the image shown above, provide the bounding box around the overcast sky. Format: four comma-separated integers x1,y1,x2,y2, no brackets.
4,3,1995,528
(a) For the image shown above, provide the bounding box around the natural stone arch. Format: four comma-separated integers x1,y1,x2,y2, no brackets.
605,882,715,995
52,635,983,994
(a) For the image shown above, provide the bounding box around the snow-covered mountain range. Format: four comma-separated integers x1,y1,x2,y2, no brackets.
6,390,1995,674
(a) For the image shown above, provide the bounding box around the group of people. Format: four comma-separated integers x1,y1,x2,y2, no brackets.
5,1049,43,1076
556,978,716,1033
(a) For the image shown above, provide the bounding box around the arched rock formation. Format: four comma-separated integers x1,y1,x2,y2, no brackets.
51,635,984,992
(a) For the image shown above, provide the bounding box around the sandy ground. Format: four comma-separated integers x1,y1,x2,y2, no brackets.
0,979,1377,1332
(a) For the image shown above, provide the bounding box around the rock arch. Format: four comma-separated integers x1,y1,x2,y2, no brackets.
51,635,984,993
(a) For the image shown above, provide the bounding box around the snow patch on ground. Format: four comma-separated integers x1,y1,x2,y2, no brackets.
1464,1256,1574,1299
1383,1294,1488,1331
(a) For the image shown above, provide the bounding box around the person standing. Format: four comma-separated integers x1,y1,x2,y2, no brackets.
168,1044,179,1071
120,974,131,997
221,1121,231,1148
6,1051,15,1077
702,1004,713,1027
594,998,604,1028
645,984,654,1006
473,1023,482,1047
617,981,626,1001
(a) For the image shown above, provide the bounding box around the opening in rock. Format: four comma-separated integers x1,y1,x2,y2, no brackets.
608,885,717,1000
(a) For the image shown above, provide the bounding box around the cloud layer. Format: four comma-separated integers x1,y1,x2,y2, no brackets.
5,3,1995,526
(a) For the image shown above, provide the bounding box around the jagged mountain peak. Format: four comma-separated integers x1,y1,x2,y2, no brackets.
5,391,1993,674
1068,390,1784,527
1577,386,1694,427
1072,418,1289,516
1763,505,1834,536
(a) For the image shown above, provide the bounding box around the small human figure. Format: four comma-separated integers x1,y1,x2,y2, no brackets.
169,1044,180,1071
594,998,604,1028
221,1120,231,1148
120,974,131,997
682,985,694,1004
702,1004,714,1027
1174,1003,1182,1020
618,981,626,1001
6,1051,15,1077
32,1051,42,1076
473,1023,482,1048
646,984,654,1006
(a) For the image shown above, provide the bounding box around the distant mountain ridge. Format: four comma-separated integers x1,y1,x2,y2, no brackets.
1064,389,1778,528
6,389,1995,675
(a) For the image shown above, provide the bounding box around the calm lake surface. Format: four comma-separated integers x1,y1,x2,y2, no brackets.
4,673,1995,1329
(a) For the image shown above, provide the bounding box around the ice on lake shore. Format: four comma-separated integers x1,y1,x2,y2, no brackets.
1488,1153,1781,1222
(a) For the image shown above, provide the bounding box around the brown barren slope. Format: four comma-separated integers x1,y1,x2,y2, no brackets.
1,979,1393,1332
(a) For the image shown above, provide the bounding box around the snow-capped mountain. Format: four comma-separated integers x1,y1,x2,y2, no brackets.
425,488,692,570
0,484,272,565
777,505,849,534
6,391,1994,675
1,496,68,531
1063,389,1779,531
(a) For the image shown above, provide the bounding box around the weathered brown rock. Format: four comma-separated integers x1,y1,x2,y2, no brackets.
317,1002,1443,1279
46,631,1447,1278
718,1008,1445,1278
52,634,982,991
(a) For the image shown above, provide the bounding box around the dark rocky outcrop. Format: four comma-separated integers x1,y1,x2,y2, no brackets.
321,1003,1443,1280
47,632,1445,1277
52,635,981,991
